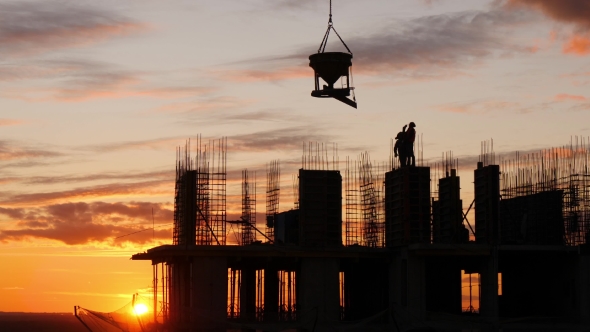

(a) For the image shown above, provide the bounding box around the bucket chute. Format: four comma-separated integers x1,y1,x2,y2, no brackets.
309,0,357,109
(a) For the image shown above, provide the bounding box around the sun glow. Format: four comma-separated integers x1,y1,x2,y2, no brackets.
133,303,149,315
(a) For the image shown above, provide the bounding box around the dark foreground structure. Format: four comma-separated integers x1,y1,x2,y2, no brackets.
130,140,590,332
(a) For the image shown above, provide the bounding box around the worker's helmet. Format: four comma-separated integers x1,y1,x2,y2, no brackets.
409,122,416,127
395,132,404,140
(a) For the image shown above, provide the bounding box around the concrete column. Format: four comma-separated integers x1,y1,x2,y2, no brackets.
389,252,402,313
425,257,462,314
389,251,425,325
299,258,340,324
264,266,279,321
406,254,426,321
578,255,590,323
239,268,256,324
190,256,227,332
479,252,498,322
170,260,192,328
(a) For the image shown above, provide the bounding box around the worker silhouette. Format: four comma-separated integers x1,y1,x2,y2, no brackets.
394,125,407,167
405,122,416,167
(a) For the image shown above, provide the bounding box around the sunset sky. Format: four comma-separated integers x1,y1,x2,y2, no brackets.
1,0,589,313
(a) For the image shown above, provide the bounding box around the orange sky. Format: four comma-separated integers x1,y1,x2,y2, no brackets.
0,245,152,312
1,0,590,313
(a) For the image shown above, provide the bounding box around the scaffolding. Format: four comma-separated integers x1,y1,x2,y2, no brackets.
151,262,169,326
241,170,256,246
299,142,343,247
359,152,384,248
278,270,297,321
266,160,280,242
195,138,211,245
196,137,227,245
301,142,339,171
172,136,227,246
292,174,299,210
480,139,496,167
474,140,500,244
173,141,195,245
500,137,590,246
255,269,264,321
431,152,466,243
144,135,590,332
345,156,361,246
210,137,227,245
228,268,241,319
344,154,385,247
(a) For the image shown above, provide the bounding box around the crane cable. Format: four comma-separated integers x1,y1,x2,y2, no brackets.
317,0,353,55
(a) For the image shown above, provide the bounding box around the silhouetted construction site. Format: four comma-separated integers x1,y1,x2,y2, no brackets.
91,135,588,332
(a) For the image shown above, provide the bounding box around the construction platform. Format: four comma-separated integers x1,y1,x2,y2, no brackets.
132,242,589,332
126,139,590,332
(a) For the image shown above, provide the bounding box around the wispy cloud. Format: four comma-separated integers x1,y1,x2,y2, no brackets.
0,180,171,207
0,201,173,245
0,1,146,58
506,0,590,56
48,65,215,102
436,100,523,114
0,140,63,161
229,126,335,152
218,67,309,83
0,207,25,219
555,93,587,101
224,6,539,83
0,119,23,126
420,0,443,6
437,105,474,114
155,96,255,113
176,106,312,128
23,170,173,185
0,62,58,82
80,129,329,156
341,8,537,77
506,0,590,29
264,0,319,10
569,103,590,112
563,34,590,55
0,59,216,102
0,178,18,185
84,136,185,154
559,70,590,86
50,69,139,101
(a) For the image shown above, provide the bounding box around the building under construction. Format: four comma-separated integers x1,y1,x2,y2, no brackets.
129,138,590,332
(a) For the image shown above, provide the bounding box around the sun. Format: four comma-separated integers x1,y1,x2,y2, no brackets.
133,303,149,315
